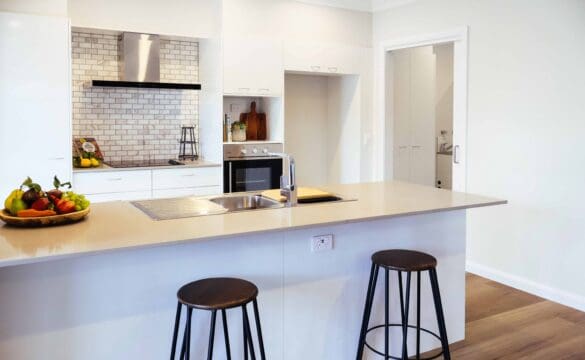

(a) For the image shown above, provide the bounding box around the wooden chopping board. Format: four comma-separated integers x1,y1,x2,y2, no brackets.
240,101,267,140
262,187,335,203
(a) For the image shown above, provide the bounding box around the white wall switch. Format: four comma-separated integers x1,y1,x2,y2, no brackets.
311,234,334,252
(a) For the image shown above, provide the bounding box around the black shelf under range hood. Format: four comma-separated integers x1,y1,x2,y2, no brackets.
92,80,201,90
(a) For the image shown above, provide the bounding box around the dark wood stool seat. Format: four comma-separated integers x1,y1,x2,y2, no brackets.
372,249,437,272
170,277,266,360
178,277,259,310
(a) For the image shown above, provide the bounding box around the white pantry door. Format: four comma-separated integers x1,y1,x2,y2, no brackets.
0,12,71,196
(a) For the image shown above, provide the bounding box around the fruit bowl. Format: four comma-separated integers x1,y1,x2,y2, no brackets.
0,207,90,228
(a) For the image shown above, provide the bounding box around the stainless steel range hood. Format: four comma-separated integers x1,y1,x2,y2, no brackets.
92,32,201,90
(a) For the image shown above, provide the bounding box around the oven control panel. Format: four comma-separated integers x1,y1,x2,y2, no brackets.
223,142,284,159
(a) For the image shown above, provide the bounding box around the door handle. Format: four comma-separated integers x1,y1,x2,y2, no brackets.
310,65,321,71
328,67,338,73
454,145,460,164
228,162,233,193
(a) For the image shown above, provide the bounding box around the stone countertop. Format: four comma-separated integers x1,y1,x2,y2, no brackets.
0,181,506,268
72,159,221,173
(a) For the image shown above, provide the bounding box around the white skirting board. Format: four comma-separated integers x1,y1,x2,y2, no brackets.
466,261,585,313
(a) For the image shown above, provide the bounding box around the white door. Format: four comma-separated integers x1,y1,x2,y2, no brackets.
0,12,71,196
392,50,411,182
451,39,467,191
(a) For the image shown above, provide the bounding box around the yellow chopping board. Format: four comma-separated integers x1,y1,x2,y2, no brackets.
261,187,335,203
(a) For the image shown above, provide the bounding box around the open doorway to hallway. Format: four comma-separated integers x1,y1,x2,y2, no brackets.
386,43,454,189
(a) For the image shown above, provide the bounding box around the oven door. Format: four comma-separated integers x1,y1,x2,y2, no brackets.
224,158,283,193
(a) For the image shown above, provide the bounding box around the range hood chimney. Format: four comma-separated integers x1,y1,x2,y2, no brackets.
92,32,201,90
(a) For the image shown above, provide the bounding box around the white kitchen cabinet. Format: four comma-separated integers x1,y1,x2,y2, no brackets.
73,170,152,200
0,12,71,197
73,166,222,203
152,167,221,190
392,46,436,187
223,37,283,96
284,42,365,75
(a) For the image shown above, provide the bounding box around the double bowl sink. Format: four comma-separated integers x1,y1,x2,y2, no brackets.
132,192,346,221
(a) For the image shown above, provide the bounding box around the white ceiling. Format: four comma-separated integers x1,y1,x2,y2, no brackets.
295,0,416,12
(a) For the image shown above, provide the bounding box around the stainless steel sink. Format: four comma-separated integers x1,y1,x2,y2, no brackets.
209,194,284,212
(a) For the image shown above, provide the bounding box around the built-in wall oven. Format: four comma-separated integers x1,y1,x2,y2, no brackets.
223,143,283,193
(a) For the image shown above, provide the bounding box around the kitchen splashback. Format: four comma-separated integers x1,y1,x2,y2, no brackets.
71,30,199,162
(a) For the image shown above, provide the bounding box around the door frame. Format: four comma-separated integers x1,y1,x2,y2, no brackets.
373,27,469,191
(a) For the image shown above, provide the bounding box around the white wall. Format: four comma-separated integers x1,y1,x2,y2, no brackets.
374,0,585,309
285,74,330,186
68,0,220,38
0,0,67,16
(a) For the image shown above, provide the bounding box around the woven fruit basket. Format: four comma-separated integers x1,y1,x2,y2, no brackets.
0,207,90,227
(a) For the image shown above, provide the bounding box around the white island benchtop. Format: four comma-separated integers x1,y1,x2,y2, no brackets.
0,181,504,268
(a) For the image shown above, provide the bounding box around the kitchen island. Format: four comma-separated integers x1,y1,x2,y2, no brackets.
0,182,504,359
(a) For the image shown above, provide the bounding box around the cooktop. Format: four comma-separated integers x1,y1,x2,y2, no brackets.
105,159,185,168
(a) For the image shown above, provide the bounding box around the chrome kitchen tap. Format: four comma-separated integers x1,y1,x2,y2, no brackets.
269,152,297,207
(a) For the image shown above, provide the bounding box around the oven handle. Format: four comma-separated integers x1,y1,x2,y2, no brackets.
228,162,233,193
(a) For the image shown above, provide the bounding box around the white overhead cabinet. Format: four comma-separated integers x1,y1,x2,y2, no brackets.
223,37,283,96
284,42,364,75
0,12,71,196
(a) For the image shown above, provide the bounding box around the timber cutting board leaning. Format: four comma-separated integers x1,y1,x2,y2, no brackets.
240,101,267,140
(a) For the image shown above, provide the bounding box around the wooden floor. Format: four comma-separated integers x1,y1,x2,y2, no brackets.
449,273,585,359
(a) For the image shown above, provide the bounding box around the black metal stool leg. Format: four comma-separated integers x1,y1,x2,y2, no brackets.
222,309,232,360
385,267,390,359
429,268,451,360
171,302,182,360
207,310,217,360
184,307,193,360
402,272,411,360
416,271,421,360
243,305,257,360
252,299,266,360
356,263,379,360
243,308,249,360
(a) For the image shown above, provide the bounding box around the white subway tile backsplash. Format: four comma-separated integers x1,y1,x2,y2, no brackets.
72,31,199,161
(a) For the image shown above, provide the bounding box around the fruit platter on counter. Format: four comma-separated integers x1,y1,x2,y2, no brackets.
0,176,90,227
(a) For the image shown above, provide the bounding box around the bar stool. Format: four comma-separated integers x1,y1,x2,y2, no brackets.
356,250,451,360
170,277,266,360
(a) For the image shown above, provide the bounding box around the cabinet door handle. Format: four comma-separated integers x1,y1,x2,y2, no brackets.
182,174,195,177
454,145,461,164
48,156,65,160
238,87,251,92
310,65,321,71
258,88,270,92
328,67,338,73
398,145,408,150
108,177,123,181
411,145,422,149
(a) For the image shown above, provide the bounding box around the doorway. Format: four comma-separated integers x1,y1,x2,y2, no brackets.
376,28,468,191
388,43,454,189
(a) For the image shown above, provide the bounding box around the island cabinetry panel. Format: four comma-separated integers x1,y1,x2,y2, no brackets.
223,37,283,96
0,12,71,198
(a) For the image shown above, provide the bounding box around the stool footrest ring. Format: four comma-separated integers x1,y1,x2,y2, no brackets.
364,323,444,360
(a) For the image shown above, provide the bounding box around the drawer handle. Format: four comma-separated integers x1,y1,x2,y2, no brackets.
108,177,123,181
258,88,270,92
310,65,321,71
238,87,251,92
328,67,338,73
182,174,195,177
48,157,65,160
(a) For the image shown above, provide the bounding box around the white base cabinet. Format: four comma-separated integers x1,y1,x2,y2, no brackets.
73,166,222,203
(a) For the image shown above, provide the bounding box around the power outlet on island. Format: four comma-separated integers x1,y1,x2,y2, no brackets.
311,234,334,252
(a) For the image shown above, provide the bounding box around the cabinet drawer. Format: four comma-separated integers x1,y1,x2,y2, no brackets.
152,167,221,190
152,186,222,199
73,170,152,195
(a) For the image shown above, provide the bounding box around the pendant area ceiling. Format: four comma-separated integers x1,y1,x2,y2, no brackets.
295,0,416,12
